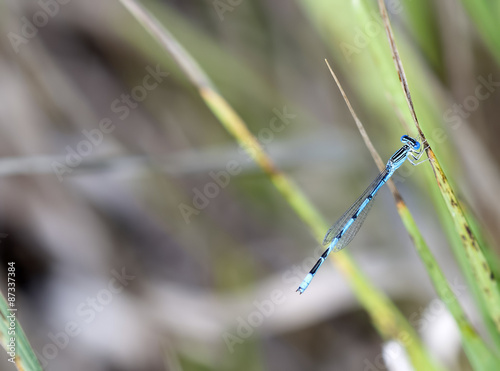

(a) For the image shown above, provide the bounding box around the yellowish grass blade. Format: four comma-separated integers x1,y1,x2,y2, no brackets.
378,0,500,333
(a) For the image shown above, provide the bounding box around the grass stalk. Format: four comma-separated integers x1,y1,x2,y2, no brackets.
378,0,500,335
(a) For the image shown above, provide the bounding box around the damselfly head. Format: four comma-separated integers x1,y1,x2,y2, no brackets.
400,135,420,151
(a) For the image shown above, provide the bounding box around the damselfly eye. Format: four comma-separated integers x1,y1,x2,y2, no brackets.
400,135,410,143
400,135,420,150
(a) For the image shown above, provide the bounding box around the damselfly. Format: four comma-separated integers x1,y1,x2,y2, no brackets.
297,135,426,294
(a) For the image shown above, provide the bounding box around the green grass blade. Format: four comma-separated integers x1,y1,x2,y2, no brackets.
397,205,500,370
378,0,500,335
431,187,500,350
0,293,42,371
459,0,500,65
403,0,443,75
